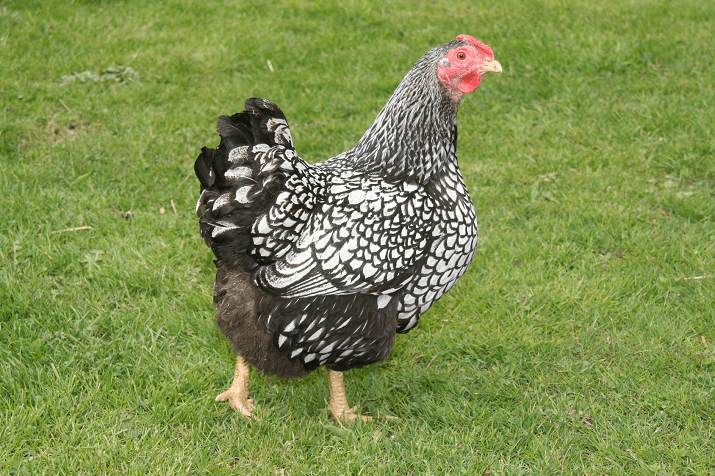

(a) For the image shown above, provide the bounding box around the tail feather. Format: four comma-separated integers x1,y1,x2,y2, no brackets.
194,146,217,189
245,98,294,148
217,112,254,150
195,98,303,266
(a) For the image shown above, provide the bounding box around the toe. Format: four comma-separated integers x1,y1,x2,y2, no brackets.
328,405,371,423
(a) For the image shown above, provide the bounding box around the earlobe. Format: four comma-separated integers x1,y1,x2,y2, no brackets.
457,73,481,93
437,67,451,88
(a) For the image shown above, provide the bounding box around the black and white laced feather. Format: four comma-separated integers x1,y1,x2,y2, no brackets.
196,39,478,377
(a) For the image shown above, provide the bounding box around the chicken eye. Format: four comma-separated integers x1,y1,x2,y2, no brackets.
457,52,466,60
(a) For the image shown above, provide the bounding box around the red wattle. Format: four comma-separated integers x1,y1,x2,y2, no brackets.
457,73,481,94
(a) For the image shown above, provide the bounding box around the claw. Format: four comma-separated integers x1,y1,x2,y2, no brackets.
216,388,256,418
327,403,371,422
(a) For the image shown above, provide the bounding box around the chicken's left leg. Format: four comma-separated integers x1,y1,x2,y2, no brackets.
215,355,256,418
326,370,370,422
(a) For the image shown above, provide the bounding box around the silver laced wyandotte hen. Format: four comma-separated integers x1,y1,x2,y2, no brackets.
194,35,501,422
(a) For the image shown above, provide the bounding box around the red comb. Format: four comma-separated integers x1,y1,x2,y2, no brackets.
456,34,494,57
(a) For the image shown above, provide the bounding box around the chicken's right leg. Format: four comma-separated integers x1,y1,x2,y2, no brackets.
215,355,256,418
327,369,370,422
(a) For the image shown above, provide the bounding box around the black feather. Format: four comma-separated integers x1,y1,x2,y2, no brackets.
217,112,254,150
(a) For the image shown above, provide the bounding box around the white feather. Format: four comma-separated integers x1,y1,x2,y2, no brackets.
377,295,391,309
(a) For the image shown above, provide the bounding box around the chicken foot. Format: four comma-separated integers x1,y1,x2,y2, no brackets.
215,355,256,418
327,370,370,422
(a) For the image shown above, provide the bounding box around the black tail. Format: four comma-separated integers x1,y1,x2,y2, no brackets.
194,98,298,266
194,110,253,191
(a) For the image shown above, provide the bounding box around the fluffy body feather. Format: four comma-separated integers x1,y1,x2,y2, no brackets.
196,37,498,379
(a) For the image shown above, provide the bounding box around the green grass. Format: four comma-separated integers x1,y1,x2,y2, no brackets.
1,0,714,474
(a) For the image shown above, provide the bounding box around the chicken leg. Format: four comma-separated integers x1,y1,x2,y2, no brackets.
326,370,370,422
215,355,256,418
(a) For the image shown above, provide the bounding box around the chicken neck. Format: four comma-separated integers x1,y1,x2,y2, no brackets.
347,40,464,185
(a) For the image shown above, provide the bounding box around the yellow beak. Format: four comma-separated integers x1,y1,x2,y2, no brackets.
479,58,503,74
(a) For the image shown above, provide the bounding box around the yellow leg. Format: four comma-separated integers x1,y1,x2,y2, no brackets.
326,370,371,422
215,355,256,418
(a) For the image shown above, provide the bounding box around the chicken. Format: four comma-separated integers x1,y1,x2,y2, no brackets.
194,35,501,421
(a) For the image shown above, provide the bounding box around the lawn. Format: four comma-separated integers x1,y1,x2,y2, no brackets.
1,0,714,474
